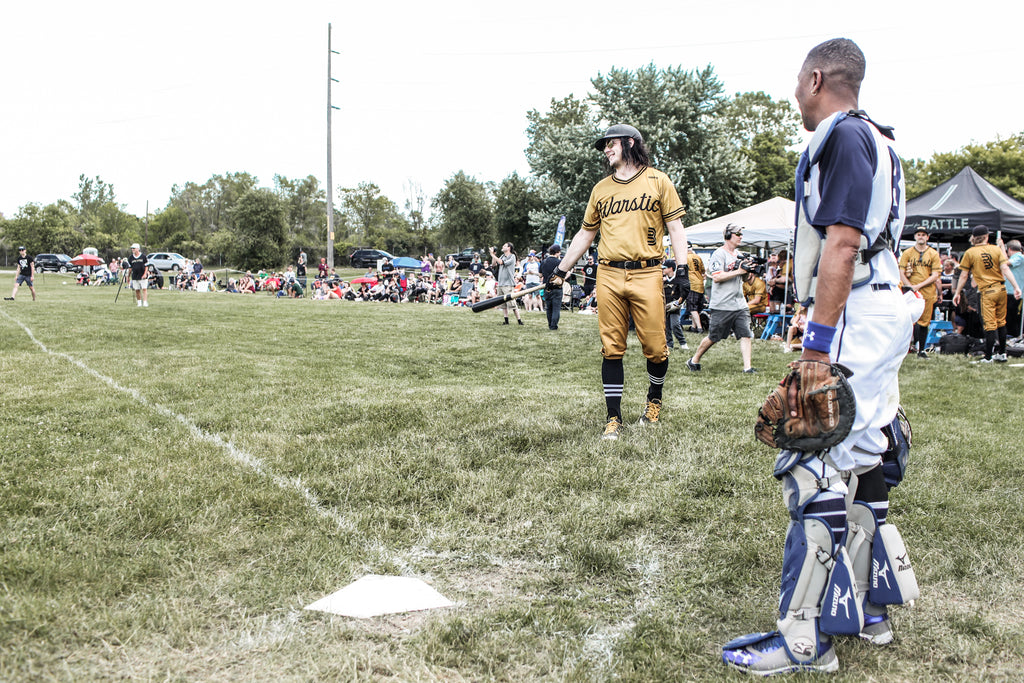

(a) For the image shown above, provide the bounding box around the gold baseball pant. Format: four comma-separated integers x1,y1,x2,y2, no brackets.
596,265,668,362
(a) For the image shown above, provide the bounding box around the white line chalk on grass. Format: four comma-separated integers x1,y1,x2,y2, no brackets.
2,310,354,531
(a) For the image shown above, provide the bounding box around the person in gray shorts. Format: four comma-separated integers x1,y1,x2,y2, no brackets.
686,225,757,373
489,242,524,325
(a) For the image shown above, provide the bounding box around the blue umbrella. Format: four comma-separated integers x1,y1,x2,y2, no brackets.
392,256,422,269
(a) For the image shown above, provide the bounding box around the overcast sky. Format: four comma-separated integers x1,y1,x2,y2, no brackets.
2,0,1020,221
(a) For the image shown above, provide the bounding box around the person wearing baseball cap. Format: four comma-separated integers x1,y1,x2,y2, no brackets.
953,224,1022,362
898,226,942,357
547,122,688,440
540,244,563,330
126,242,151,307
6,246,36,301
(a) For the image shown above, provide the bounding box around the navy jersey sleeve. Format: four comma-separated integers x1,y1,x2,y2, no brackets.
811,119,877,233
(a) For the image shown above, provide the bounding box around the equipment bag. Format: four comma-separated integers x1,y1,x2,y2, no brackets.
938,333,970,354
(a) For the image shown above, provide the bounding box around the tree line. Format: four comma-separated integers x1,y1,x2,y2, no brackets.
3,63,1022,270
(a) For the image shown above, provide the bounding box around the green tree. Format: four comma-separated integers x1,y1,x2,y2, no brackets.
274,174,326,258
905,134,1024,200
524,95,602,244
147,206,191,251
589,64,753,223
227,188,287,270
723,92,801,203
169,172,259,247
1,202,77,255
339,182,411,253
431,171,494,250
491,172,542,251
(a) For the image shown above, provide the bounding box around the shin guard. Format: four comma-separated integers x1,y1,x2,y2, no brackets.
848,501,919,606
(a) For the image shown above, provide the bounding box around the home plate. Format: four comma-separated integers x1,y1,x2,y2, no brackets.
304,575,454,618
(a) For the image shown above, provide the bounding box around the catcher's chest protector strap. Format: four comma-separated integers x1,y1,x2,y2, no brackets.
793,111,905,306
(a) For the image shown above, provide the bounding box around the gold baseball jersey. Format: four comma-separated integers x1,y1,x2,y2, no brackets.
743,276,768,314
899,246,941,289
687,252,706,293
582,166,685,262
960,244,1007,290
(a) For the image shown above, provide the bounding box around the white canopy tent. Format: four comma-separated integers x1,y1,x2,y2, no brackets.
684,197,795,248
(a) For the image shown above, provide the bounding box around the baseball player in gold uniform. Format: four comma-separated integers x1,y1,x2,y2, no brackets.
953,224,1022,362
548,124,688,440
686,247,706,331
898,227,942,357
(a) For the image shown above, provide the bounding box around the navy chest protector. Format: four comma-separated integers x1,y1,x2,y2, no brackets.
793,110,905,306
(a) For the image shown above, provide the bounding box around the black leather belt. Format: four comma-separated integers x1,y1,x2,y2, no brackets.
599,258,662,270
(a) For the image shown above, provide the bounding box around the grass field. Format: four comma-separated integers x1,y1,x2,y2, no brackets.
2,271,1023,682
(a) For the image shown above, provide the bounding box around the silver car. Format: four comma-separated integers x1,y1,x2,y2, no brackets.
147,252,187,272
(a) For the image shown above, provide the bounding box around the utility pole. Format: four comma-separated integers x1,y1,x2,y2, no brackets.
326,23,340,269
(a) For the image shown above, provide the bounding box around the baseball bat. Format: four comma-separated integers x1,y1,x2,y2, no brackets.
471,283,546,313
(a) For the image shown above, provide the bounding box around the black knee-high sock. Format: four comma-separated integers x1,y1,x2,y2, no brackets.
916,325,928,351
984,329,996,359
602,358,624,420
852,464,889,524
647,358,668,401
998,326,1008,354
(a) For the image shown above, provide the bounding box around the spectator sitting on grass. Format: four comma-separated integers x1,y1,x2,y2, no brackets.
239,273,256,293
225,278,240,293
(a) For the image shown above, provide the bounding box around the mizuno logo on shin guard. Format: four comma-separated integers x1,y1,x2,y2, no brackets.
873,559,893,590
830,585,852,619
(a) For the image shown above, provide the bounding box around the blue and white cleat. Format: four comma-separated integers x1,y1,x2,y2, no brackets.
722,631,838,676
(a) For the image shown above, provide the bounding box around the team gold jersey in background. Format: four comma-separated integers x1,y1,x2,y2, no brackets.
960,244,1007,290
898,246,941,290
582,166,685,262
687,252,706,293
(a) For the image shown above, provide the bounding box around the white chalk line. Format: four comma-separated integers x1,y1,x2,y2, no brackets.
1,309,353,531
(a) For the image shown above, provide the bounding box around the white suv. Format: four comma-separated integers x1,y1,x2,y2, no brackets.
147,252,188,272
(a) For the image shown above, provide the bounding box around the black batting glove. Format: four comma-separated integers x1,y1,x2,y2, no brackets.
547,267,568,290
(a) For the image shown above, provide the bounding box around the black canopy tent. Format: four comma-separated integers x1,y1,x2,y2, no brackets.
903,167,1024,241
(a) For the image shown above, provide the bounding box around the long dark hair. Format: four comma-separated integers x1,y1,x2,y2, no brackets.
606,136,651,171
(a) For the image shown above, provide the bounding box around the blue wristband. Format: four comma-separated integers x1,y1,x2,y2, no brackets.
802,321,836,353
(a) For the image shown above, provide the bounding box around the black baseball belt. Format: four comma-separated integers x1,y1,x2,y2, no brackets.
599,258,662,270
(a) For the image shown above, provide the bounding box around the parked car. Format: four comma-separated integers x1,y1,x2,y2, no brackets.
445,248,479,269
348,248,395,269
147,252,188,272
34,253,81,273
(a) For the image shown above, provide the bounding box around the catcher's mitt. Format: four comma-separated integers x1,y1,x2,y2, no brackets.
755,360,855,451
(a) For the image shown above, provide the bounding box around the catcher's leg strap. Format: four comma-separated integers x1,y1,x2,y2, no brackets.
780,459,864,639
847,501,920,606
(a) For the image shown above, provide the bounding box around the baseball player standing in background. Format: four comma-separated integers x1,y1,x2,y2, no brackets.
547,124,688,440
723,38,920,675
953,225,1021,362
685,245,706,332
898,227,942,357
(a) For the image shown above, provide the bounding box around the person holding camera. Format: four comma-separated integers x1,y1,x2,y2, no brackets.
685,224,757,373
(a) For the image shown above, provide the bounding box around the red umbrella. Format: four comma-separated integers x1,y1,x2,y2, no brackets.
351,276,377,284
71,254,104,267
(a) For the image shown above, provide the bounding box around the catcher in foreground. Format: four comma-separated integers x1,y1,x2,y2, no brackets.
721,38,921,676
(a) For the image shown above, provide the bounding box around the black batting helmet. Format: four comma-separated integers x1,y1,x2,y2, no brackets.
595,124,643,151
